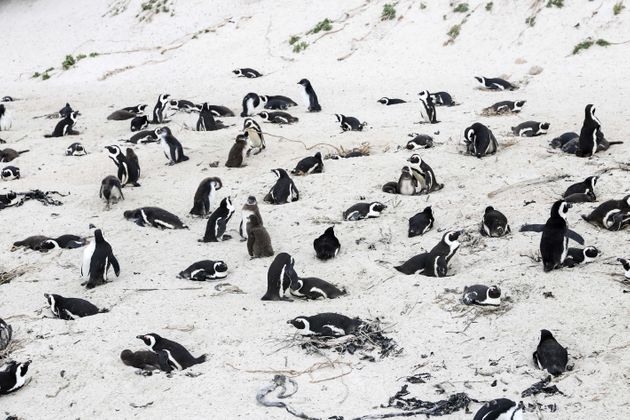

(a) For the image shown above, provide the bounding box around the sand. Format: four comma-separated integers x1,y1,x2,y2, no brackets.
1,0,629,418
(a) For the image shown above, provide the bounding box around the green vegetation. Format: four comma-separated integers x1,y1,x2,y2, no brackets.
447,24,461,39
32,72,41,78
546,0,563,8
381,4,396,20
485,2,493,11
308,18,332,34
292,41,308,53
525,16,536,26
289,35,301,45
613,1,625,15
42,71,51,80
572,38,611,55
89,52,99,57
62,55,76,70
76,54,87,61
420,3,427,9
596,39,610,47
453,3,469,13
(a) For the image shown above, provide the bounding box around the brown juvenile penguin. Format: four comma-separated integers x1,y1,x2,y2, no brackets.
246,214,274,258
225,133,251,168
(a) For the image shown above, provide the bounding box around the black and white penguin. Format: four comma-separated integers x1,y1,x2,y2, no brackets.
196,103,226,131
121,104,148,114
0,148,29,163
291,152,323,175
44,111,80,137
540,201,572,271
66,142,87,156
130,115,149,132
343,202,387,221
0,104,12,131
0,318,12,351
1,96,13,102
59,103,74,118
266,95,298,107
243,118,265,154
107,104,147,120
100,175,124,208
0,191,20,210
1,166,20,181
335,114,366,131
511,121,550,137
406,133,434,150
190,177,222,217
563,176,597,198
152,94,171,124
178,260,228,281
200,197,235,242
297,78,321,112
136,333,206,370
287,313,361,336
264,169,299,204
395,231,461,276
38,235,87,251
377,97,406,105
550,132,579,150
261,252,297,301
104,145,141,187
482,100,526,116
126,130,158,144
260,95,289,110
313,226,341,260
417,90,437,123
0,360,31,395
233,68,262,78
473,399,524,420
258,110,299,124
383,166,419,195
204,104,235,117
239,195,263,240
464,123,498,158
481,206,511,237
616,257,630,279
156,126,188,164
407,154,444,192
290,277,346,299
120,349,172,372
124,207,188,229
462,285,501,306
246,214,274,258
576,104,601,157
408,206,434,238
225,133,251,168
563,246,598,266
241,92,262,117
44,293,108,320
81,229,120,289
169,99,197,113
533,329,568,376
582,195,630,230
429,91,456,106
475,76,517,90
564,191,596,204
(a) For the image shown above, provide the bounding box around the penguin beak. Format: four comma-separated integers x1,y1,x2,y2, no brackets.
136,335,144,340
286,320,292,324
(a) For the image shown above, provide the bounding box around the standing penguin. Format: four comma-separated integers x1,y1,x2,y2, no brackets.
152,94,171,124
481,206,511,237
291,152,323,175
264,169,299,204
81,229,120,289
246,214,274,258
243,118,265,154
136,333,206,370
473,399,524,420
541,201,572,271
417,90,437,123
196,103,226,131
261,253,297,301
156,126,188,164
313,226,341,260
533,329,568,376
0,104,12,131
225,133,251,167
104,145,141,187
408,206,434,237
241,92,262,117
0,360,31,395
297,79,321,112
99,175,124,208
44,293,108,320
239,196,263,240
407,154,444,192
201,197,235,242
190,177,222,217
576,104,602,157
464,123,498,158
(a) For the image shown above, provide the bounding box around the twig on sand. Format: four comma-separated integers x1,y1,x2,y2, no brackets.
121,287,204,292
130,401,154,409
0,265,29,285
487,174,570,198
46,381,70,398
227,358,353,383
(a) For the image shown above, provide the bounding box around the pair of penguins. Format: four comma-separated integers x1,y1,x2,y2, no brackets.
240,78,321,117
383,154,443,195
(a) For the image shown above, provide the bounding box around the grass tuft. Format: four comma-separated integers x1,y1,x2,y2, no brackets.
381,4,396,20
453,3,469,13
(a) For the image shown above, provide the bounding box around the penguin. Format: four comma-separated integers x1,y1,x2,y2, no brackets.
120,349,172,372
481,206,511,237
564,191,596,204
0,191,20,210
473,399,524,420
582,195,630,230
395,231,461,276
407,154,444,192
429,91,456,106
81,228,120,289
1,166,20,181
200,197,235,242
563,176,597,198
550,132,579,150
482,100,526,116
190,177,222,217
151,94,171,124
178,260,228,281
313,226,340,260
0,104,12,131
464,123,499,158
123,207,188,229
1,96,13,102
406,133,434,150
563,246,599,266
0,360,31,395
246,214,274,258
107,104,147,120
462,285,501,306
121,104,148,114
225,133,251,167
287,313,361,336
44,293,108,320
196,103,226,131
130,115,149,132
66,142,87,156
241,92,262,117
0,318,11,351
125,129,158,144
540,201,573,271
0,148,29,162
59,103,74,118
408,206,434,238
533,329,568,376
44,111,80,137
156,126,188,164
290,277,346,299
243,118,265,154
394,253,430,275
377,97,406,105
266,95,298,107
100,175,124,208
343,202,387,221
239,195,263,240
11,235,49,251
297,78,322,112
260,97,287,110
136,333,206,370
104,145,141,187
258,110,299,124
475,76,517,90
38,235,87,251
169,99,197,113
264,169,299,204
335,114,366,131
425,230,462,265
511,121,550,137
205,105,235,117
576,104,601,157
233,68,262,78
383,166,418,195
594,129,623,152
616,257,630,279
261,252,297,301
291,152,323,175
417,90,437,123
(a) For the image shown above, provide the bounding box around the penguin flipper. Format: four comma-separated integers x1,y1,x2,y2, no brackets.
110,254,121,276
565,229,585,245
519,224,545,233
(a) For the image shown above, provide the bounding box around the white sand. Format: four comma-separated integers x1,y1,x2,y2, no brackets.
1,0,629,418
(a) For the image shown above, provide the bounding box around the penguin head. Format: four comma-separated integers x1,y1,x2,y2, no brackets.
14,360,31,379
39,239,58,251
44,293,58,313
93,229,105,243
271,168,288,178
232,69,241,75
324,226,335,237
423,206,433,217
169,99,179,108
214,261,228,273
123,209,137,220
246,195,257,205
334,114,344,123
137,104,148,113
370,202,387,213
104,145,122,158
407,154,421,165
70,111,80,121
485,206,495,214
158,94,170,104
514,100,526,110
539,122,550,131
136,333,160,347
551,200,570,220
464,126,476,143
401,166,412,175
377,97,389,105
155,126,169,137
314,152,322,161
259,95,269,103
287,317,309,331
487,286,501,299
258,111,269,120
474,76,484,85
445,230,462,245
539,329,555,341
417,90,429,99
297,78,310,86
584,246,599,259
235,133,248,143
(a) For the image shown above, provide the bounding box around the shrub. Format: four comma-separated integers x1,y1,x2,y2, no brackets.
381,4,396,20
447,24,460,38
62,55,76,70
309,18,332,34
292,41,308,53
454,3,469,13
613,1,625,15
546,0,563,8
485,2,493,11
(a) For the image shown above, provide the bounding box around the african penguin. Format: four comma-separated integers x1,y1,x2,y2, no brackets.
38,235,87,251
136,333,206,370
462,285,501,306
395,231,461,276
383,166,418,195
407,154,444,192
239,195,263,240
0,318,12,351
233,68,262,78
291,152,323,175
100,175,124,208
104,145,141,187
417,90,437,123
533,329,568,376
290,277,346,300
0,191,20,210
190,177,222,217
44,293,108,320
287,313,361,337
241,92,262,117
127,130,158,144
246,214,274,258
258,110,299,124
124,207,188,229
474,76,517,90
44,111,80,137
11,235,49,251
59,103,74,118
377,97,406,105
1,166,20,181
225,133,251,167
169,99,197,113
196,102,226,131
0,148,29,163
563,176,597,198
243,117,265,154
582,195,630,230
550,132,579,150
343,202,387,221
260,95,289,110
481,206,511,237
151,94,171,124
130,115,149,132
264,169,299,204
464,123,498,158
0,104,12,131
156,126,188,164
178,260,228,281
473,399,524,420
576,104,601,157
406,133,434,150
617,257,630,279
511,121,550,137
408,206,434,237
66,142,87,156
482,100,526,116
539,201,573,271
429,91,456,106
313,226,341,260
297,78,321,112
200,197,235,242
81,228,120,289
107,104,147,120
120,349,172,372
563,246,599,266
335,114,366,131
261,252,297,301
204,104,235,117
0,360,31,395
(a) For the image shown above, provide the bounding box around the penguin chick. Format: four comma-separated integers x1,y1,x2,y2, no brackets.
246,214,274,258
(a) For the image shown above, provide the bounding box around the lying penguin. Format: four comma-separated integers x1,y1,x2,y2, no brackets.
395,230,462,277
123,207,188,229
